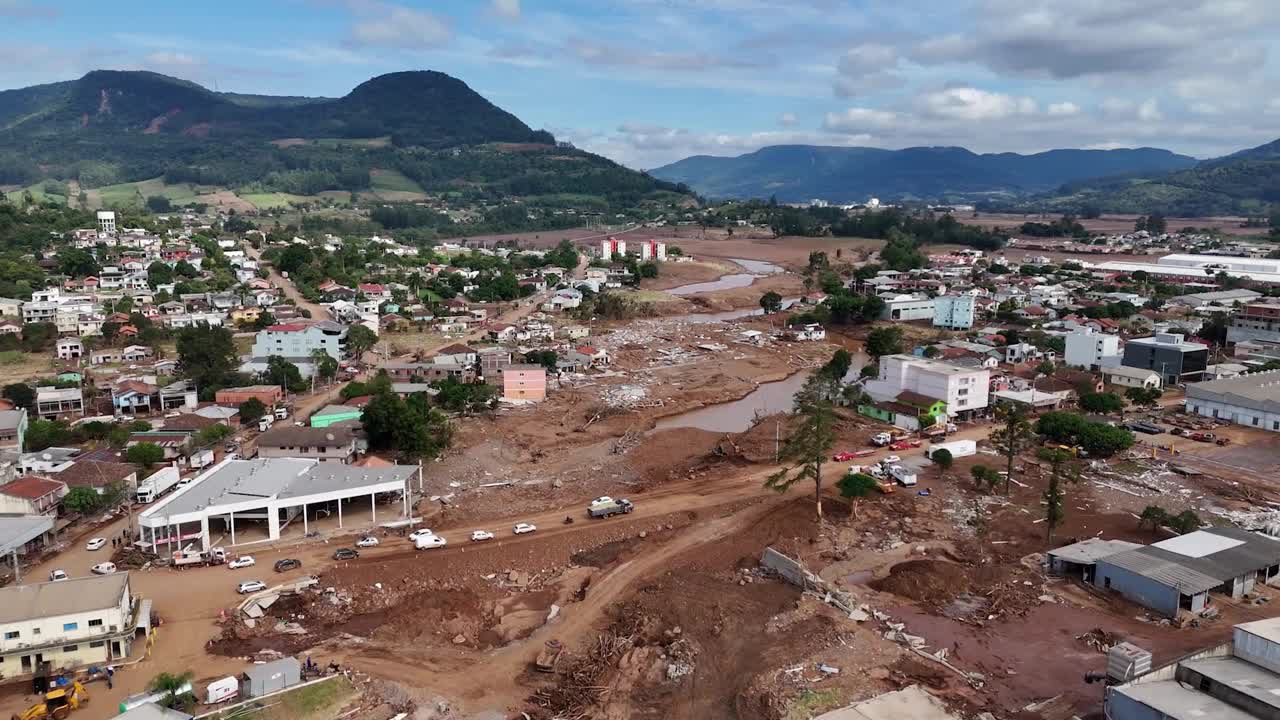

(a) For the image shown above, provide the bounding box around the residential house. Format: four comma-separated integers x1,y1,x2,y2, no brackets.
501,364,547,403
249,321,348,361
864,354,991,419
126,431,193,461
358,283,391,300
1013,305,1055,322
788,324,826,341
1227,302,1280,346
0,409,27,451
0,475,67,516
0,318,21,335
479,347,513,380
563,325,590,340
35,387,84,419
1004,342,1043,364
0,573,140,674
56,338,84,360
488,323,518,342
1103,366,1163,390
575,345,610,366
49,460,138,493
433,343,477,367
256,426,361,463
214,386,283,408
18,447,79,475
382,362,430,382
112,381,159,415
230,307,263,325
90,349,122,366
542,289,582,312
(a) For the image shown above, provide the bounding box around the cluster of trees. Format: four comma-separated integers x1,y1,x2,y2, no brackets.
1035,411,1136,457
1019,215,1087,238
830,208,1008,251
25,417,152,452
361,387,453,461
1134,214,1168,234
1139,505,1202,535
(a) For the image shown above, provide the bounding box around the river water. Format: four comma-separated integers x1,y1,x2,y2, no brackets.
665,258,785,296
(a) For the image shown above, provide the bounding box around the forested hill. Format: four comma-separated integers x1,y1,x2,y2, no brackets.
650,144,1197,203
0,70,681,206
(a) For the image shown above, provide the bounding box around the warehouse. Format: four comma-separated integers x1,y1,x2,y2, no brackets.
1094,528,1280,617
137,457,418,551
1186,369,1280,432
1047,537,1141,583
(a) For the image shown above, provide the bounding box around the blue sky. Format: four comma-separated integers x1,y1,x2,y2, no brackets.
2,0,1279,168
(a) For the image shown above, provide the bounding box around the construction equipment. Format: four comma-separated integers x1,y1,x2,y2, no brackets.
12,681,89,720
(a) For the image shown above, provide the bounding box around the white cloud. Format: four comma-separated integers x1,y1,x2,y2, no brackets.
347,2,451,49
822,107,898,133
914,87,1038,121
1137,98,1162,121
833,43,903,98
144,52,201,67
491,0,520,20
1046,101,1080,116
778,112,798,127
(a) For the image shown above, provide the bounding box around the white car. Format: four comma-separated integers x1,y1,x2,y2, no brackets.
237,580,267,594
356,536,380,548
85,537,107,551
228,556,256,570
513,523,537,535
470,530,495,542
883,455,902,465
49,569,68,582
408,528,435,541
91,562,116,575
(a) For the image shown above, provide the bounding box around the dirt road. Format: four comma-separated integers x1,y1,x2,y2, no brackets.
243,243,330,320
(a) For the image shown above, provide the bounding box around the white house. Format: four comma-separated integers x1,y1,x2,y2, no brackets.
0,573,140,674
1064,327,1123,371
1104,366,1163,389
864,354,991,418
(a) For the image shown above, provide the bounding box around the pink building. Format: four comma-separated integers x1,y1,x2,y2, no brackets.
502,364,547,403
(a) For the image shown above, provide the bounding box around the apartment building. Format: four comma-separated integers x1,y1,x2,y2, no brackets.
0,573,140,676
932,295,976,330
501,364,547,403
1065,327,1123,371
863,354,991,418
1121,333,1210,386
1227,302,1280,346
256,426,361,464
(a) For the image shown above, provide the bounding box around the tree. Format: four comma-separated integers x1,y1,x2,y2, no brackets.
1035,359,1056,376
146,261,174,288
523,349,559,371
63,486,104,514
58,248,100,277
1197,314,1229,346
865,326,904,358
1035,411,1135,457
820,349,852,381
432,378,498,414
362,390,452,460
837,471,879,517
759,291,783,314
764,376,838,520
971,464,1001,493
146,195,173,213
1037,447,1076,543
860,364,879,379
1080,392,1125,415
238,398,267,425
1168,510,1203,535
2,383,34,410
1138,505,1168,534
1125,386,1162,409
923,345,941,358
261,355,307,393
311,348,339,385
176,324,240,396
126,442,165,468
932,448,953,476
990,405,1033,494
345,325,378,358
148,671,196,710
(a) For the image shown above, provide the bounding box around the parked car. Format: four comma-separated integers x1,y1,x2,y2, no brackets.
332,548,359,561
513,523,537,535
228,556,256,570
85,537,106,551
49,569,68,582
833,451,862,462
237,580,267,594
91,562,116,575
470,530,495,542
883,455,901,465
409,528,435,541
273,558,301,572
356,536,380,548
889,440,921,451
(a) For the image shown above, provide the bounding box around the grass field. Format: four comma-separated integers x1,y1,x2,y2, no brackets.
314,136,391,148
4,182,70,206
205,677,356,720
240,192,318,210
0,350,54,381
370,169,425,194
89,177,201,209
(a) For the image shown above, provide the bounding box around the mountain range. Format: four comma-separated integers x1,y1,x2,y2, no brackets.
0,70,677,210
650,145,1199,204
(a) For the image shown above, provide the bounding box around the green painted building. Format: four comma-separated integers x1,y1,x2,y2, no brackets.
309,404,363,428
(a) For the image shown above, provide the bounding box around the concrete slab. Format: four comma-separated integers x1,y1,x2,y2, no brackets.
813,685,959,720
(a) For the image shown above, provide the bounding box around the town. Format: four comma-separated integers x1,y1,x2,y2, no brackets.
0,193,1279,720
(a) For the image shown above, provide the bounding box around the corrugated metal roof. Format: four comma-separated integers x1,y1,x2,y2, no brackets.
1181,656,1280,712
1047,538,1141,565
1099,549,1222,594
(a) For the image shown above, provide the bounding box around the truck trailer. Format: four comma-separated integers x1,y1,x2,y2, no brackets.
136,466,181,503
587,498,634,519
925,439,977,460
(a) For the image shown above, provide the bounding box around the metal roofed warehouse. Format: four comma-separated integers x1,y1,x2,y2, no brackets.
1186,369,1280,432
137,457,419,551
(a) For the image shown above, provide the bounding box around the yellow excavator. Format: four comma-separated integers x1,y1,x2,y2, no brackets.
11,681,89,720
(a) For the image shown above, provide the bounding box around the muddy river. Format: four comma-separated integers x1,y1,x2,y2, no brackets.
665,258,785,296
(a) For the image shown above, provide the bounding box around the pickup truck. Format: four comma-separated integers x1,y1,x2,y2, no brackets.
588,498,634,519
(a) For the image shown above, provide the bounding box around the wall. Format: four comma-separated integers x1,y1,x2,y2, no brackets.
258,444,354,464
1094,561,1181,617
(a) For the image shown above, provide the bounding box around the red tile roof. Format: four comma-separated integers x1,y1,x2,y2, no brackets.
0,475,64,500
